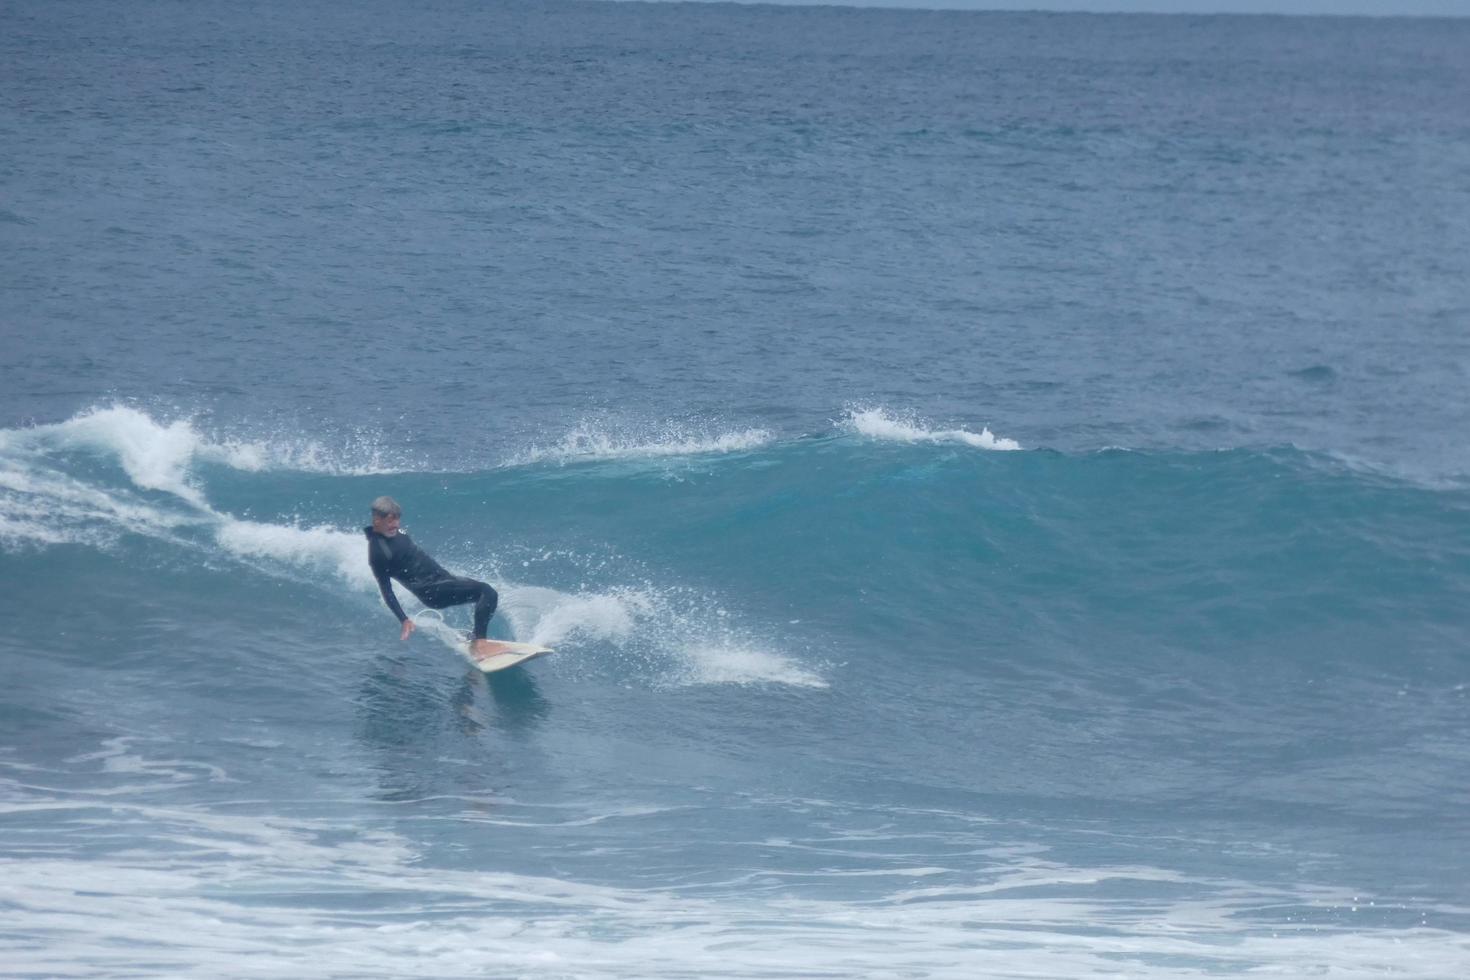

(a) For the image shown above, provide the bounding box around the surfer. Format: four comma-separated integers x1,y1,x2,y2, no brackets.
365,496,501,659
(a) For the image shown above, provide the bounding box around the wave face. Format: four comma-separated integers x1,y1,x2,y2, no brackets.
3,408,1469,976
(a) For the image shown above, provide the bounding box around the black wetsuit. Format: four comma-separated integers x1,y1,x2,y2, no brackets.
365,527,498,640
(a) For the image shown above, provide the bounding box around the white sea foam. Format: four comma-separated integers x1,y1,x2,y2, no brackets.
0,513,107,549
68,736,233,785
414,577,828,689
842,406,1022,451
526,580,831,689
498,584,646,648
35,405,215,504
0,406,406,561
206,433,399,476
0,405,402,489
0,797,1462,979
510,419,774,465
214,518,378,590
406,583,651,656
0,415,389,589
672,643,829,689
0,456,205,549
6,405,780,482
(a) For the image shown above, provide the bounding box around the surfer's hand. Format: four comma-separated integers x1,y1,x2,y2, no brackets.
399,619,416,641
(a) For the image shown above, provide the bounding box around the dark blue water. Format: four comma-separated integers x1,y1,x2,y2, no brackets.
3,2,1469,975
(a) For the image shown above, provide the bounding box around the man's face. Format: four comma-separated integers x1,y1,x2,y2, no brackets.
372,511,401,536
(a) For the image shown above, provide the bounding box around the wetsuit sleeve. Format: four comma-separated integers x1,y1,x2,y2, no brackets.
369,542,408,623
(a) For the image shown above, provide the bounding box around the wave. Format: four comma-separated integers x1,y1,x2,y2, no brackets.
0,401,1020,555
841,406,1022,451
0,404,1023,485
4,405,1466,686
507,408,1022,465
0,407,829,688
507,417,776,466
0,405,401,496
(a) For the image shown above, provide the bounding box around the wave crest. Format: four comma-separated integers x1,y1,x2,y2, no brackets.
509,419,774,466
0,406,400,495
842,407,1021,451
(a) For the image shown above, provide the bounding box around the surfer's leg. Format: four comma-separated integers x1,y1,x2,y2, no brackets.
418,578,499,640
469,581,498,640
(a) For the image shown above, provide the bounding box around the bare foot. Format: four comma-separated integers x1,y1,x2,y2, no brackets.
469,638,501,661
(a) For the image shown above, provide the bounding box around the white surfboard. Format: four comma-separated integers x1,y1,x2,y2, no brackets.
468,640,555,674
409,611,554,674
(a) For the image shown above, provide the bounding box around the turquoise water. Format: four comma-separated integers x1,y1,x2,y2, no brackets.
3,2,1469,976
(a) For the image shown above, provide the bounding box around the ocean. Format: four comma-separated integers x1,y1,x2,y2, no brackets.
3,1,1469,976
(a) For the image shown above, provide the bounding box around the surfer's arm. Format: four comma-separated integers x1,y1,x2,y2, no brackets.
374,571,417,640
377,575,407,620
368,551,409,624
374,572,408,622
